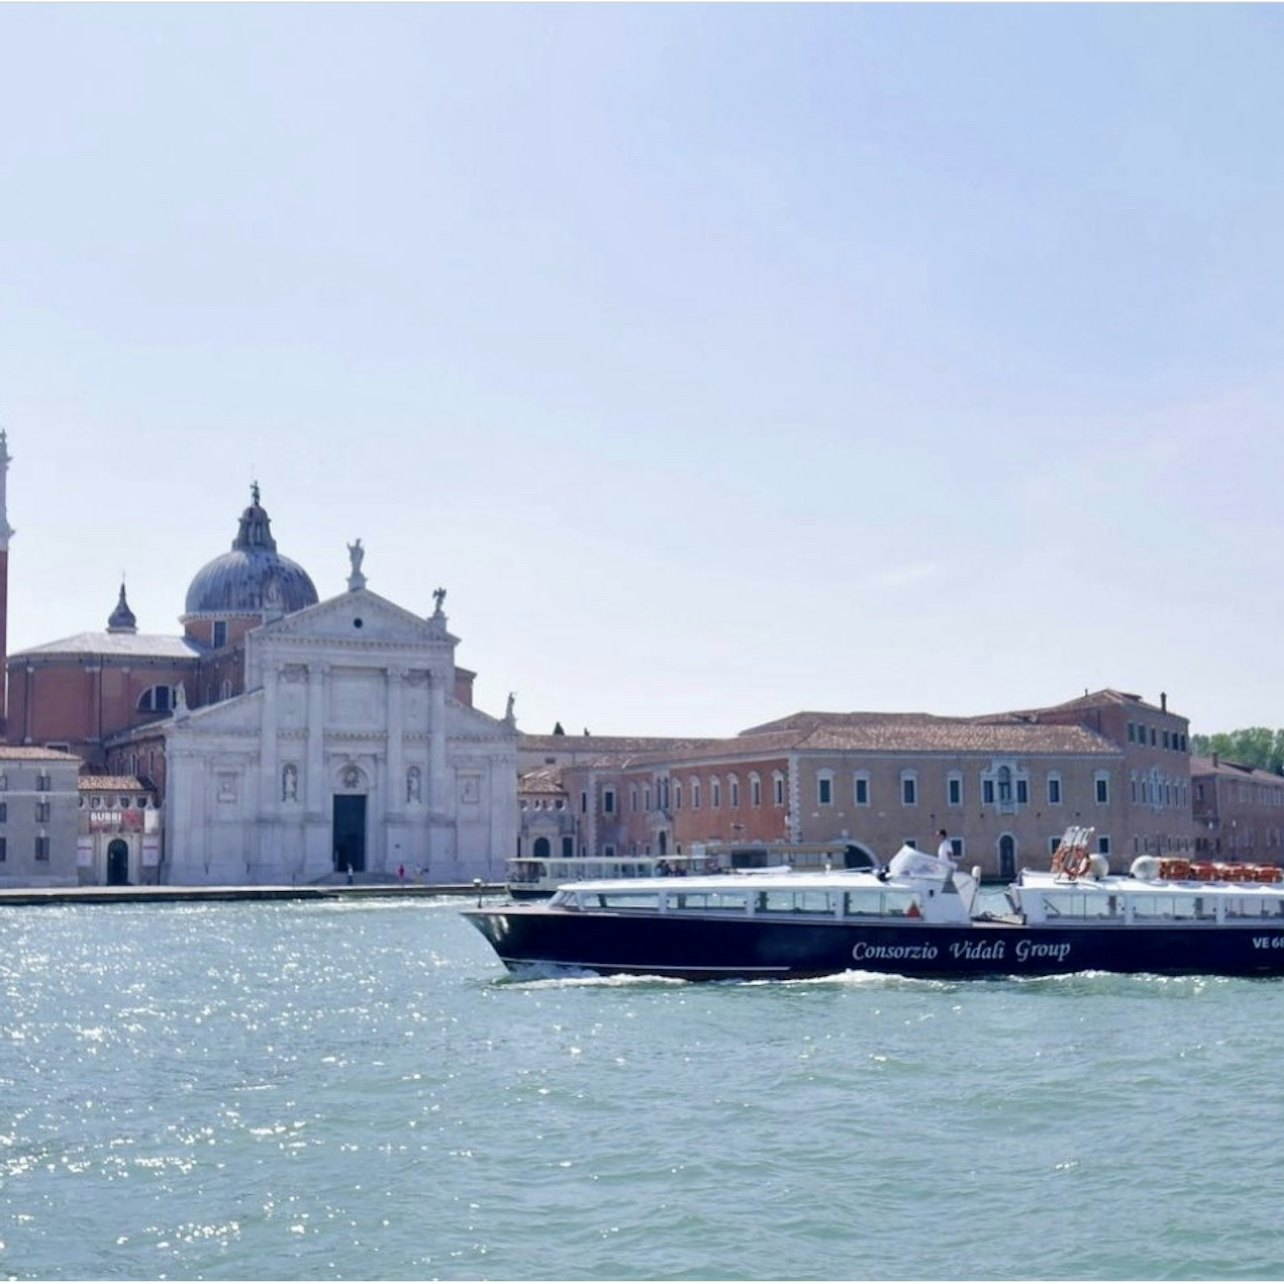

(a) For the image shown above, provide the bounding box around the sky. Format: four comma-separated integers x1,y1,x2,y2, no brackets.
2,4,1284,740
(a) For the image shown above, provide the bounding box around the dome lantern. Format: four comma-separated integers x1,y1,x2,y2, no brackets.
183,484,318,620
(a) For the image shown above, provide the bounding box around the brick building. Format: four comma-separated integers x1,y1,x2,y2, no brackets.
1191,754,1284,862
533,690,1194,879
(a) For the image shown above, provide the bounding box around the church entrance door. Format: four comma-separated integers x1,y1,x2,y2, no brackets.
106,840,130,886
333,795,367,874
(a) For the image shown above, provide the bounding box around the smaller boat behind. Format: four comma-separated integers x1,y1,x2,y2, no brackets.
463,829,1284,981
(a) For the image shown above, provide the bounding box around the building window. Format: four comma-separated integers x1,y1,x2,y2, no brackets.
0,803,6,823
691,778,701,810
1098,835,1111,856
1095,773,1110,805
901,772,918,806
772,772,785,807
711,777,721,808
750,774,762,807
35,836,49,862
644,786,652,811
581,791,589,814
1127,722,1136,743
561,837,574,858
35,801,50,823
37,772,51,792
0,837,5,861
673,782,682,810
212,620,228,648
1047,774,1062,805
137,686,174,713
729,776,740,808
854,774,870,806
1016,779,1029,805
947,773,963,807
817,773,834,806
983,778,995,806
0,773,7,791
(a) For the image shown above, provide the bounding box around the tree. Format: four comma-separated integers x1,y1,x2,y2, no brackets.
1191,727,1284,774
553,721,565,736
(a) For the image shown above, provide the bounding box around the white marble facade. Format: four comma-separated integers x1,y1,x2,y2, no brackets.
163,588,518,885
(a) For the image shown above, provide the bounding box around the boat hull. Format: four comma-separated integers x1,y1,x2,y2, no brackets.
461,907,1284,980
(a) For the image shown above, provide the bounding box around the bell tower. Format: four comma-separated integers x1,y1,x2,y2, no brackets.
0,430,11,740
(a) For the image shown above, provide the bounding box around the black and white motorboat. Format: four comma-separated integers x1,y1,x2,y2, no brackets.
463,830,1284,981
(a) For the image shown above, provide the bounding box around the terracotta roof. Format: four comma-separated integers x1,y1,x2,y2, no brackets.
0,746,82,762
578,718,1120,769
79,775,149,792
519,734,715,753
739,711,950,735
518,766,566,795
1190,756,1284,781
13,631,203,661
995,688,1167,719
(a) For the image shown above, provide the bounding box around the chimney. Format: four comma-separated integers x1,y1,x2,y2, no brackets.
1160,691,1167,712
1213,752,1220,768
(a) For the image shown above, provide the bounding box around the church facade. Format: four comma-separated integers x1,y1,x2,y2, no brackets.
162,582,518,885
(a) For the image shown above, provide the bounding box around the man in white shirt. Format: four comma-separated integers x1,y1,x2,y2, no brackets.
936,829,956,865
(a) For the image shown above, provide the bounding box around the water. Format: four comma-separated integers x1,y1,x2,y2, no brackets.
2,899,1283,1282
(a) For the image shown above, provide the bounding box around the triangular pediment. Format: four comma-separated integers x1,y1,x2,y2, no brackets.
257,589,457,647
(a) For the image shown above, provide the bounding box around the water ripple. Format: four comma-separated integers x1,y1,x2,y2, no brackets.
2,902,1284,1279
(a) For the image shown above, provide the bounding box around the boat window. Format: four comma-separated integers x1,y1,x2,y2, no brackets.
590,892,662,911
1038,892,1122,920
843,889,887,917
881,891,923,917
1226,896,1284,920
1132,896,1179,921
667,890,750,913
758,890,834,915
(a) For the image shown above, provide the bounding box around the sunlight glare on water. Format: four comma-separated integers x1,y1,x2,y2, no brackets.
1,899,1282,1280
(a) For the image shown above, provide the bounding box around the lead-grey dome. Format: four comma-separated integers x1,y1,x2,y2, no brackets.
184,485,318,617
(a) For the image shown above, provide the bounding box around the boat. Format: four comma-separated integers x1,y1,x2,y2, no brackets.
506,852,721,900
504,842,871,899
462,828,1284,981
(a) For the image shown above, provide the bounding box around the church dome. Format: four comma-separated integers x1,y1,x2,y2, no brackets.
184,485,319,618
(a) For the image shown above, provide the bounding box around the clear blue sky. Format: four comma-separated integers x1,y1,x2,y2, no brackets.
3,4,1283,738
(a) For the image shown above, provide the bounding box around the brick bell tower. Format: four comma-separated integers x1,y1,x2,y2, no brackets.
0,430,11,741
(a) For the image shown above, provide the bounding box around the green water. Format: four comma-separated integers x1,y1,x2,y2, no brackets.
0,898,1280,1280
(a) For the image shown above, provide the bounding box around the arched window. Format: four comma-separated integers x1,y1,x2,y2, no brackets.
137,685,175,713
728,775,740,808
710,777,721,808
750,773,762,807
773,771,786,807
690,777,701,810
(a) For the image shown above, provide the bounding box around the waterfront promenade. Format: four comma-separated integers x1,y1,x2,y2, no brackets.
0,881,506,906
